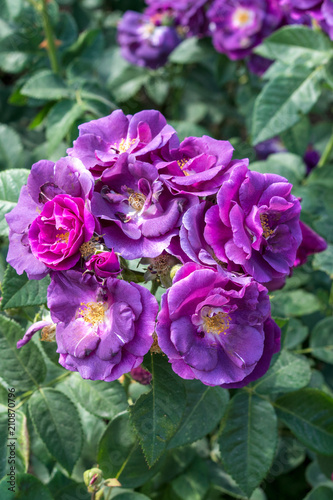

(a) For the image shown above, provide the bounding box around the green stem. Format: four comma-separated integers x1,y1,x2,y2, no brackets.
44,371,71,387
40,0,61,74
318,128,333,167
150,280,159,296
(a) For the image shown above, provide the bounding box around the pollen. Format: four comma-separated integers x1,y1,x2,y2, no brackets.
41,324,56,342
113,137,136,154
80,240,96,259
177,158,190,176
56,231,70,243
78,301,106,325
260,214,274,239
128,191,146,211
203,311,231,335
232,7,253,28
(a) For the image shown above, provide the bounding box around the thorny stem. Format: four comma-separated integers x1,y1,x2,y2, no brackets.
40,0,61,74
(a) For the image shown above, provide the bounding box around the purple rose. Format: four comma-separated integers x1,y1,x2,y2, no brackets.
5,157,94,279
68,109,179,178
91,157,198,260
155,136,238,196
294,221,327,267
130,366,152,385
29,194,95,271
203,163,302,285
86,250,121,279
44,271,159,381
145,0,209,37
156,263,280,388
207,0,283,59
117,10,181,69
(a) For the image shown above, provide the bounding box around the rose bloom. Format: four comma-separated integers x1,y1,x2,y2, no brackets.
68,109,179,178
154,136,242,196
86,250,121,279
5,156,94,279
18,271,159,381
207,0,283,59
117,10,181,69
203,163,302,286
156,263,280,388
28,194,95,271
91,156,198,260
145,0,209,37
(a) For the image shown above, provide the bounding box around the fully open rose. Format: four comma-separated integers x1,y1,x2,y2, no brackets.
156,262,280,388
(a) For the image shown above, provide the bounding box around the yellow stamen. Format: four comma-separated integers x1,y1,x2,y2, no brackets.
177,158,190,176
260,214,274,239
128,191,146,211
41,325,56,342
80,240,96,259
78,302,106,325
203,312,231,335
113,137,136,154
56,231,69,243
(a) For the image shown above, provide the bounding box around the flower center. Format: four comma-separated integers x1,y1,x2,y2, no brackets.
112,137,136,154
232,8,254,28
177,158,190,176
260,214,274,239
78,302,106,325
128,191,146,211
41,324,56,342
202,308,231,335
80,241,95,259
56,231,69,243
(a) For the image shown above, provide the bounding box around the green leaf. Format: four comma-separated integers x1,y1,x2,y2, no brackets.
284,318,309,349
46,100,83,154
1,266,50,309
219,393,277,498
29,388,83,474
21,70,74,101
0,405,29,479
209,462,246,499
303,484,333,500
0,168,29,237
324,55,333,89
270,290,321,318
129,354,186,466
0,315,46,391
275,389,333,455
111,493,151,500
256,26,332,66
313,244,333,278
0,124,23,170
98,411,158,488
269,436,306,477
171,458,210,500
252,66,323,145
0,0,23,21
169,37,207,64
66,373,127,419
249,152,306,186
167,380,229,449
310,317,333,364
281,116,311,157
0,472,54,500
251,351,311,396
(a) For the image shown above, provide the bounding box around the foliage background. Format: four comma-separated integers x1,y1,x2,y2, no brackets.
0,0,333,499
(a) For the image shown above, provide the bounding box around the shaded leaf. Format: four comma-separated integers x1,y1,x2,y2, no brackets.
1,266,50,309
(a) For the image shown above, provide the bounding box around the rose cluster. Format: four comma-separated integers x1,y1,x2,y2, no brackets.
117,0,333,71
7,109,326,388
